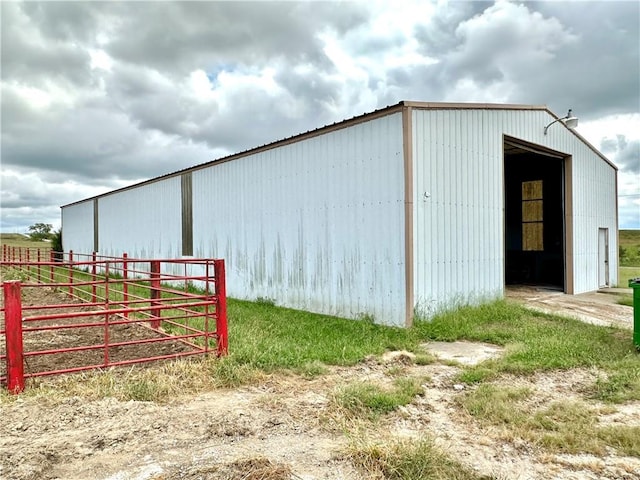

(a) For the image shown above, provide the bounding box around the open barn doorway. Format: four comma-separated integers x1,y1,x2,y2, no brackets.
504,137,570,291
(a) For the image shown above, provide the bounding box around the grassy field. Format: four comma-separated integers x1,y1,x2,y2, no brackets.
617,229,639,304
0,233,51,249
620,266,640,287
620,229,640,267
620,229,640,248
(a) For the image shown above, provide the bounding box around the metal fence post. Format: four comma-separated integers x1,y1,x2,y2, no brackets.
49,250,55,283
68,250,74,298
150,260,161,329
103,261,111,366
36,249,40,283
122,253,129,319
214,259,228,356
92,252,97,303
4,281,25,394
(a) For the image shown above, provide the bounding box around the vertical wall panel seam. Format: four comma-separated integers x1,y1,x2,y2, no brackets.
181,173,193,256
402,106,414,326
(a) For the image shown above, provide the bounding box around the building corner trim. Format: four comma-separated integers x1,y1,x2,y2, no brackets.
565,156,574,295
402,106,415,327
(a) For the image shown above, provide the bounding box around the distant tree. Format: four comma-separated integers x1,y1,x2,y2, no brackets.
51,228,63,254
28,223,53,241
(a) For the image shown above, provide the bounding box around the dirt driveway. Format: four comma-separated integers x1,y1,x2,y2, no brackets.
506,286,634,330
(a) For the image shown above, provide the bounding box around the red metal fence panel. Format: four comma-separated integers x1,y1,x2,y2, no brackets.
0,248,228,393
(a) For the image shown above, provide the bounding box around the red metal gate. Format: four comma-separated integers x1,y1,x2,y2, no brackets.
1,249,227,393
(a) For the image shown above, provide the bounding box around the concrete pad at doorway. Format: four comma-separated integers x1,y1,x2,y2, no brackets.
421,341,504,366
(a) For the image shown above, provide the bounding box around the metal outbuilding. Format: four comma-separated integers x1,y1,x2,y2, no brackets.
61,101,618,327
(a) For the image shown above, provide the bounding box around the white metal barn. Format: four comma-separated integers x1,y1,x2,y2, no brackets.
61,102,618,327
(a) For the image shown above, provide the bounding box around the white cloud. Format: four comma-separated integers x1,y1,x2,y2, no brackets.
88,49,113,71
1,1,638,231
578,115,640,229
578,114,640,147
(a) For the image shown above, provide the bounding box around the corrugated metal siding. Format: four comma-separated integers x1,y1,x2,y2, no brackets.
412,108,617,315
412,109,504,316
98,176,182,261
61,200,94,254
192,113,407,326
566,141,618,293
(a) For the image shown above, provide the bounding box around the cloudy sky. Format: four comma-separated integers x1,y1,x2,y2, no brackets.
1,0,639,233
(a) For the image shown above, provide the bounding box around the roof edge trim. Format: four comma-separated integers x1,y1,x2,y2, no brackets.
402,101,548,110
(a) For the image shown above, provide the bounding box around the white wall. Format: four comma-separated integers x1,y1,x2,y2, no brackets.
412,109,505,316
98,176,182,261
570,143,618,292
411,107,618,317
61,200,94,254
191,113,407,325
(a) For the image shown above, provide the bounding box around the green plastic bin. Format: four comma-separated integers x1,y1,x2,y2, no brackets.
629,277,640,349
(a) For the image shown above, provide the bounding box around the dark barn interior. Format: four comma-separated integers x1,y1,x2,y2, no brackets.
504,140,565,289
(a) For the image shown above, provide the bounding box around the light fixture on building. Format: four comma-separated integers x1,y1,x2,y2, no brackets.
544,109,579,135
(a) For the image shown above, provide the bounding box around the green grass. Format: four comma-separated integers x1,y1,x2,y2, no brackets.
620,230,640,267
619,230,640,291
227,298,416,370
619,266,640,288
620,229,640,246
347,438,493,480
0,233,51,249
459,384,640,456
333,377,425,419
589,357,640,403
414,301,639,395
617,294,633,307
460,384,532,425
615,269,635,304
229,297,638,379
